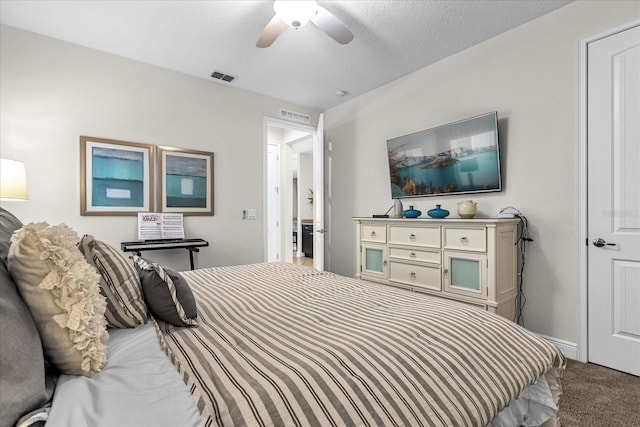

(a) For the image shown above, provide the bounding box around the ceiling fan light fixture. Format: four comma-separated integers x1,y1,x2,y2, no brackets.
274,0,318,28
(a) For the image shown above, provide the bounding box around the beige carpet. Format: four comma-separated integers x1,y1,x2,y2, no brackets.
559,359,640,426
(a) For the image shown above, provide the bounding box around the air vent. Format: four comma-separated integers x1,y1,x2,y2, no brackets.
279,108,311,125
210,71,237,83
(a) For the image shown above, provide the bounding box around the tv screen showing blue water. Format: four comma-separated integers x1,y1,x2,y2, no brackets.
386,112,502,198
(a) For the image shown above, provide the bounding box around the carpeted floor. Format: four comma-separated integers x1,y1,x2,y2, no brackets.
559,359,640,426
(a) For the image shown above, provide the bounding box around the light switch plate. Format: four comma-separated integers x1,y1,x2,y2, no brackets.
247,209,257,220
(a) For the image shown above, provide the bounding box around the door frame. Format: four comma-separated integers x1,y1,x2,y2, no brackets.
577,18,640,363
312,114,324,272
263,116,318,264
266,143,282,262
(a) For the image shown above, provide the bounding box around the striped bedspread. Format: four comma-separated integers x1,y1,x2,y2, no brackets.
154,262,564,427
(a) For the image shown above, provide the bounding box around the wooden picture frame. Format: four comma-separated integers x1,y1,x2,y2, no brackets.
157,146,214,216
80,136,154,216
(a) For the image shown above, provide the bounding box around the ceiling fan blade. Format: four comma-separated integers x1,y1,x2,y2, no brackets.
256,14,287,48
310,6,354,45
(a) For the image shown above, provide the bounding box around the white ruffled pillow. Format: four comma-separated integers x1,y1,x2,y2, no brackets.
8,222,108,376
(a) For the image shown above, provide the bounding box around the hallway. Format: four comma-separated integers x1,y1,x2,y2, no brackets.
292,253,313,268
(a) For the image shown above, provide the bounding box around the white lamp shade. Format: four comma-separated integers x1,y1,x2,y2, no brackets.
0,158,28,200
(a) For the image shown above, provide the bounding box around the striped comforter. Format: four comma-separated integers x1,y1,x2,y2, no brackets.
154,262,564,427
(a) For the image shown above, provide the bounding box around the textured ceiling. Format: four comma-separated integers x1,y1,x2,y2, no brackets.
0,0,573,111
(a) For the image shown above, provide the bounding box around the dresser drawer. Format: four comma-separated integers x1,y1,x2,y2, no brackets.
389,261,441,291
361,224,386,243
443,227,486,252
389,226,440,248
389,247,440,264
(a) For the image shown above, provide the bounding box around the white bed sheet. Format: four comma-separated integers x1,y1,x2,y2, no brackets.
490,375,557,427
45,322,201,427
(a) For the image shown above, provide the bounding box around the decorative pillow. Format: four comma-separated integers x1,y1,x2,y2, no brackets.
78,235,147,328
133,256,198,327
0,209,56,427
7,222,108,377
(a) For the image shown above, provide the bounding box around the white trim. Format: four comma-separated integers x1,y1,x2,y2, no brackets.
577,18,640,364
539,334,577,361
265,116,317,134
576,25,589,364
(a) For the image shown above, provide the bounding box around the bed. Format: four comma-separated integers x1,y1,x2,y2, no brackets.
0,208,564,427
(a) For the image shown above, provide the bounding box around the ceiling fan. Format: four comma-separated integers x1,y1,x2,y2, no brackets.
256,0,354,48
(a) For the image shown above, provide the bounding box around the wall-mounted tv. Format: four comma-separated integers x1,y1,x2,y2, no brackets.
386,112,502,199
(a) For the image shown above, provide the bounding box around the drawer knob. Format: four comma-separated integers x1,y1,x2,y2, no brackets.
409,233,416,240
409,252,416,258
409,272,416,280
460,236,469,244
370,231,376,237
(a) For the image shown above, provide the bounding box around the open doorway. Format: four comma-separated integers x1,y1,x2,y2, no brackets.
264,117,315,266
292,151,315,267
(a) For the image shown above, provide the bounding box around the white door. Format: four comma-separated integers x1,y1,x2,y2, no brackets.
267,143,281,262
313,114,325,271
587,24,640,376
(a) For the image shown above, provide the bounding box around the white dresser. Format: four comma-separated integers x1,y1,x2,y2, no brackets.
353,217,520,320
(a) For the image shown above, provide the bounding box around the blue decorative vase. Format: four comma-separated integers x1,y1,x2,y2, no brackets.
427,204,450,218
403,205,422,218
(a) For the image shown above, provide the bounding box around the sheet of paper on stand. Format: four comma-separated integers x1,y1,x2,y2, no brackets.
137,213,185,240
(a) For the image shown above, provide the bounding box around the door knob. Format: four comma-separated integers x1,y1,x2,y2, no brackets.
592,238,616,247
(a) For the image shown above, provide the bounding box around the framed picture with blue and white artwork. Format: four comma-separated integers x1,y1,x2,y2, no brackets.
157,146,214,216
80,136,154,216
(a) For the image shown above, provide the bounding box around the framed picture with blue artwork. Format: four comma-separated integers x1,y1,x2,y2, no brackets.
157,146,214,216
80,136,154,216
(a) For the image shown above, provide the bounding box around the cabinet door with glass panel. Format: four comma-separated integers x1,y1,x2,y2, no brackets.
442,251,487,300
360,243,387,280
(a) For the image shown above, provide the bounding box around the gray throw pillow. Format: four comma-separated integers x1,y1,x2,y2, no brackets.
0,208,55,427
133,256,198,327
78,234,147,328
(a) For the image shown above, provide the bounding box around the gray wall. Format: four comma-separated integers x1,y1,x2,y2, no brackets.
0,24,319,271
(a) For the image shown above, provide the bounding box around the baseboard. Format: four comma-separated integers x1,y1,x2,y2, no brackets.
538,334,577,360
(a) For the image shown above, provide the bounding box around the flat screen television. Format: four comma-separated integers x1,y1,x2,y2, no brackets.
386,112,502,199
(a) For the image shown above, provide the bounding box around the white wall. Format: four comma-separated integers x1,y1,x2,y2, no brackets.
0,24,318,271
323,1,640,346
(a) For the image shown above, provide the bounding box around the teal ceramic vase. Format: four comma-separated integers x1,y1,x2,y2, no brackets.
427,204,450,218
403,205,422,218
